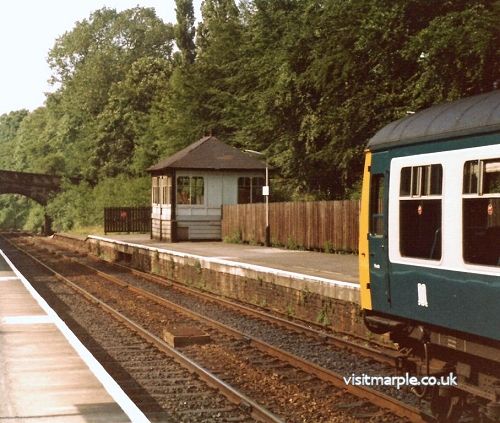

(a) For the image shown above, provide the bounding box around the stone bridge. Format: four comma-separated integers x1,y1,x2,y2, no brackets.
0,169,65,233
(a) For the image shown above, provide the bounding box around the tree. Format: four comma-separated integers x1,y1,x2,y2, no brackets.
1,1,499,232
46,7,175,181
91,56,173,178
193,0,246,137
0,110,28,169
175,0,196,64
403,2,500,108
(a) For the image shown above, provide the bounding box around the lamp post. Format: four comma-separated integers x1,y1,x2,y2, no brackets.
244,149,270,247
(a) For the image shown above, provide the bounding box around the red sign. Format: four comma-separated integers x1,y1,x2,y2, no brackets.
417,205,423,216
120,211,128,219
487,203,493,216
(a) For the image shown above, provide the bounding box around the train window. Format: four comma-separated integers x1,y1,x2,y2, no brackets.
400,165,442,197
400,167,411,196
429,164,443,195
411,167,420,196
370,174,384,236
399,164,442,260
484,160,500,194
463,160,479,194
463,158,499,267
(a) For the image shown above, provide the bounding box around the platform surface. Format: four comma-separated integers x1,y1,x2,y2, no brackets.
90,233,359,284
0,252,145,423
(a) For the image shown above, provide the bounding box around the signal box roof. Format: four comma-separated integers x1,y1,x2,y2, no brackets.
368,90,500,151
148,136,267,173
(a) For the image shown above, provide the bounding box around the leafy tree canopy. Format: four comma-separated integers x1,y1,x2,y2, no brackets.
0,0,498,230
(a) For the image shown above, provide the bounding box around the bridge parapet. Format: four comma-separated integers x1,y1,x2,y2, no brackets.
0,169,64,205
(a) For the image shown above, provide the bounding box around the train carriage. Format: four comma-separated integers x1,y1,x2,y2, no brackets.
359,90,500,422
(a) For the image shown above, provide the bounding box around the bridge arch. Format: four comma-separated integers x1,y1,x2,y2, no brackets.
0,170,64,233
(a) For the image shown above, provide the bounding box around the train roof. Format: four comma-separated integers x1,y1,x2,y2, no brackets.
368,90,500,151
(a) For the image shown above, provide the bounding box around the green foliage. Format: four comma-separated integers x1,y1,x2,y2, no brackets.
0,110,28,143
23,206,46,233
316,307,331,326
46,7,175,181
223,230,243,244
286,237,302,251
402,3,500,107
45,181,94,231
92,56,173,178
174,0,196,64
323,240,334,254
46,176,150,232
0,196,43,231
0,110,28,170
0,2,498,231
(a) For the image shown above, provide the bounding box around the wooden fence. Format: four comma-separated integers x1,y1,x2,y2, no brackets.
104,207,151,234
222,200,360,252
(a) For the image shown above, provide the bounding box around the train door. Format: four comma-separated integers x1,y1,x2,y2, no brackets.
368,160,392,310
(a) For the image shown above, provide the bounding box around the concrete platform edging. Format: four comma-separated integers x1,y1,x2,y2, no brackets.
82,235,373,338
88,235,360,304
0,249,149,423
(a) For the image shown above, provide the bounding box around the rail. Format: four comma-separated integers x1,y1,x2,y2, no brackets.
13,234,432,422
3,235,283,423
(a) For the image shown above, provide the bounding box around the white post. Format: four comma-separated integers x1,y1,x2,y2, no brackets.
264,161,270,246
244,149,271,246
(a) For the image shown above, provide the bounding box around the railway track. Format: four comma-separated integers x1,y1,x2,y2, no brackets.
48,234,400,367
0,238,264,422
2,233,433,422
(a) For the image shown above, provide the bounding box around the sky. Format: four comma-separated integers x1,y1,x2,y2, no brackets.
0,1,201,116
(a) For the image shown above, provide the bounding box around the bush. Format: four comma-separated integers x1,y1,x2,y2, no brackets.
0,195,42,231
46,175,150,232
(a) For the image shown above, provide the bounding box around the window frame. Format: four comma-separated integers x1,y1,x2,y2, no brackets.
238,176,266,204
176,175,205,206
389,145,499,275
462,158,500,268
159,175,172,205
152,176,160,204
398,163,443,261
369,173,385,237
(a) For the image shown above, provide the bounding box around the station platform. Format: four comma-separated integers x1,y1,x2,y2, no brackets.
54,232,364,334
88,233,359,285
0,249,148,422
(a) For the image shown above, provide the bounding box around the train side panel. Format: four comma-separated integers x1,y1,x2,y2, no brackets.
362,134,500,341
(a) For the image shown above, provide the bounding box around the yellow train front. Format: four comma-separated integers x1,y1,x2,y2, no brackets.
359,90,500,422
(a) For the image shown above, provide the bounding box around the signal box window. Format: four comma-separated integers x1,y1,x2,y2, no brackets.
160,176,172,205
177,176,204,205
152,177,160,204
463,159,500,267
252,177,265,203
370,174,385,236
399,164,442,260
191,176,204,205
238,177,265,204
